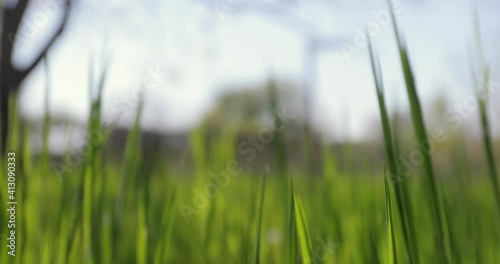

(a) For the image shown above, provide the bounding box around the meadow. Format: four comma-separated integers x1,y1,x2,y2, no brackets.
1,5,500,264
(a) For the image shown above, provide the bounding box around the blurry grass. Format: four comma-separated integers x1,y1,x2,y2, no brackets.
384,166,397,264
387,2,450,262
268,79,287,178
0,140,498,263
472,7,500,215
294,192,312,263
286,174,297,264
368,36,419,264
0,12,499,264
253,174,266,264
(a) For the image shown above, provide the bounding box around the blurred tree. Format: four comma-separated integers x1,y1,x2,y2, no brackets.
208,80,305,131
0,0,73,154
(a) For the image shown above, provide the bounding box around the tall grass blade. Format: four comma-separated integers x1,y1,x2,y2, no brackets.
114,95,144,220
286,174,297,264
268,79,287,178
386,2,449,262
100,212,113,264
153,189,177,264
254,174,266,264
385,166,398,264
41,56,51,175
368,37,419,264
476,69,500,214
471,7,500,215
136,186,148,264
442,196,461,264
294,193,312,263
83,59,108,264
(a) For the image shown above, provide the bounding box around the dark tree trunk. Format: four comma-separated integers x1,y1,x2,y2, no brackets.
0,0,73,155
0,80,13,155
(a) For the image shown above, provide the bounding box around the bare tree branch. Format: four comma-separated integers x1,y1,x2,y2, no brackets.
11,0,73,87
1,0,74,154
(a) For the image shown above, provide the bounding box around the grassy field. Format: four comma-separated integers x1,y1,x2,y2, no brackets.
1,6,500,264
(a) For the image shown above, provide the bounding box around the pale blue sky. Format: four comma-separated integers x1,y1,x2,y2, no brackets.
15,0,500,142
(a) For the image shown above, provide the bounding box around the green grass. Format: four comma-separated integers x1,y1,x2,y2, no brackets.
368,36,419,264
472,7,500,217
253,174,266,264
386,2,451,262
0,9,499,264
384,166,397,264
0,130,498,263
293,192,312,263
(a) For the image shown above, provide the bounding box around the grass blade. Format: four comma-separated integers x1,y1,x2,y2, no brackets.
83,59,108,264
386,2,449,262
294,193,312,263
268,79,287,178
476,69,500,214
254,174,266,264
385,166,398,264
153,189,177,264
286,174,297,264
471,7,500,215
368,37,419,264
